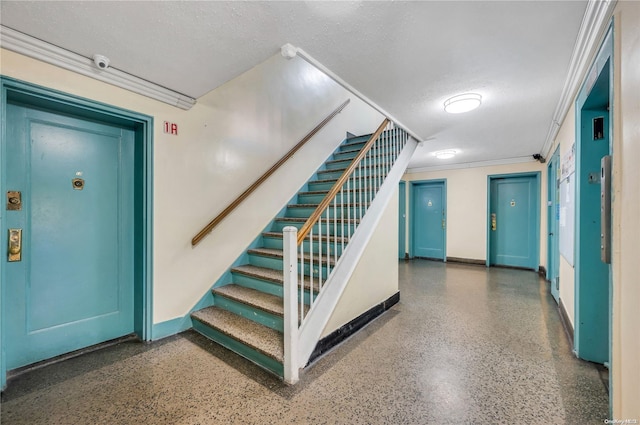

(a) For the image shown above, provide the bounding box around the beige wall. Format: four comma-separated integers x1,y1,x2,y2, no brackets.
403,161,547,267
611,1,640,418
0,48,386,326
322,189,399,337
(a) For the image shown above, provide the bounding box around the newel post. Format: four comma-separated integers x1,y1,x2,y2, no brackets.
283,226,299,384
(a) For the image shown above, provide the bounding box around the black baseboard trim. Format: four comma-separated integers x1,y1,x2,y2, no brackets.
306,291,400,366
559,298,574,348
538,266,547,278
446,256,486,266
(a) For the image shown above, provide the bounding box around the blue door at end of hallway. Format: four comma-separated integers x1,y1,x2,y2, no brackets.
489,176,538,270
412,183,445,260
5,103,135,370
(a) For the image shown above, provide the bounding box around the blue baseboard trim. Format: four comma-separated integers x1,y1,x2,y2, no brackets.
152,316,192,341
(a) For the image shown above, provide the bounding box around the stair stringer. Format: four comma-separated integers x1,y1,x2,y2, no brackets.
297,137,419,367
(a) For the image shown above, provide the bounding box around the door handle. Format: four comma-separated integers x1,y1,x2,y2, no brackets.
8,228,22,262
491,213,497,231
442,219,446,229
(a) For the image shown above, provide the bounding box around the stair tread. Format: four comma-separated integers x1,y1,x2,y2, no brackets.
213,284,283,317
232,264,318,292
248,247,337,266
262,231,348,243
288,203,369,208
275,217,360,224
191,307,283,363
298,188,375,195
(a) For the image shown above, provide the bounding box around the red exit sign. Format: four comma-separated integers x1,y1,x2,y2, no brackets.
163,121,178,135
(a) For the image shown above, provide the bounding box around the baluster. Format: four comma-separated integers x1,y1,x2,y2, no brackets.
299,241,304,323
309,227,314,305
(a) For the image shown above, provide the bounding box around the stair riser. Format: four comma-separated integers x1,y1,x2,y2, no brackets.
331,150,360,161
248,254,333,280
298,191,375,204
307,180,381,193
318,169,390,181
332,150,397,163
192,319,284,377
231,272,317,304
324,157,394,170
262,236,346,256
214,295,283,332
271,221,357,236
307,180,338,191
286,205,369,219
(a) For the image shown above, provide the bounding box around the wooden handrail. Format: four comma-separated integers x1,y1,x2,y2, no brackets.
296,118,390,245
192,99,351,246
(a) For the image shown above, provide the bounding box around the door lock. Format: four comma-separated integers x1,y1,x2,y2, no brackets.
8,228,22,262
6,191,22,210
491,213,497,231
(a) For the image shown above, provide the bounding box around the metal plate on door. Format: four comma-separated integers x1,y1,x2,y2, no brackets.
72,178,85,190
7,191,22,210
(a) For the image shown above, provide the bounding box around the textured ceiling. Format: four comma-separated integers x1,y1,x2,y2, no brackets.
0,1,587,170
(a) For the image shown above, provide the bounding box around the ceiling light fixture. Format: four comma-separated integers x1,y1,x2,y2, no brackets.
434,150,457,159
444,93,482,114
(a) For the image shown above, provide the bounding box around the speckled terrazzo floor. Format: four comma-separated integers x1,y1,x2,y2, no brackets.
1,260,609,425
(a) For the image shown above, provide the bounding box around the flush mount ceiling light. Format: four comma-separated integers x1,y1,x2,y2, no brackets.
434,150,457,159
444,93,482,114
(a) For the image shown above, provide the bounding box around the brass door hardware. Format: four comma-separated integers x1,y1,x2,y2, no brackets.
7,191,22,210
8,228,22,262
491,213,497,231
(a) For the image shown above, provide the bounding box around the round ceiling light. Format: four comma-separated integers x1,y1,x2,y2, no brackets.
434,150,457,159
444,93,482,114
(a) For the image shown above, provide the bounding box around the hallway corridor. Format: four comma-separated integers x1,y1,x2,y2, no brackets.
1,260,608,424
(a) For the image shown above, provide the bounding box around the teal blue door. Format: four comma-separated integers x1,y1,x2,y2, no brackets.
398,181,406,259
489,175,538,270
575,57,611,365
412,182,445,260
5,103,135,370
548,148,560,303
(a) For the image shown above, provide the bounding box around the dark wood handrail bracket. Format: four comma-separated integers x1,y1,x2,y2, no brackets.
192,99,351,247
296,118,390,246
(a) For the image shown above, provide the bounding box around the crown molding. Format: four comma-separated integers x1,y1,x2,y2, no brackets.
1,26,197,110
405,156,536,174
540,0,617,158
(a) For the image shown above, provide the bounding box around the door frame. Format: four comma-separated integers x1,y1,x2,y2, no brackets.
398,181,406,259
547,147,560,302
0,77,154,388
486,172,541,269
573,25,613,375
409,179,447,260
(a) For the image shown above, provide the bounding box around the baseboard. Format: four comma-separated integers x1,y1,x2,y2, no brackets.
152,316,193,340
446,256,485,265
558,298,574,348
306,291,400,366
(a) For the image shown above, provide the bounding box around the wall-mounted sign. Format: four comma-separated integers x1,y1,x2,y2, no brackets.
163,121,178,136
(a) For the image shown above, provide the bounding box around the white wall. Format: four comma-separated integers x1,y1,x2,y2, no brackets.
403,161,547,266
0,48,385,325
322,188,399,337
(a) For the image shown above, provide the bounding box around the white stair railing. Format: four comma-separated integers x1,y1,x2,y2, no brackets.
283,119,412,383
